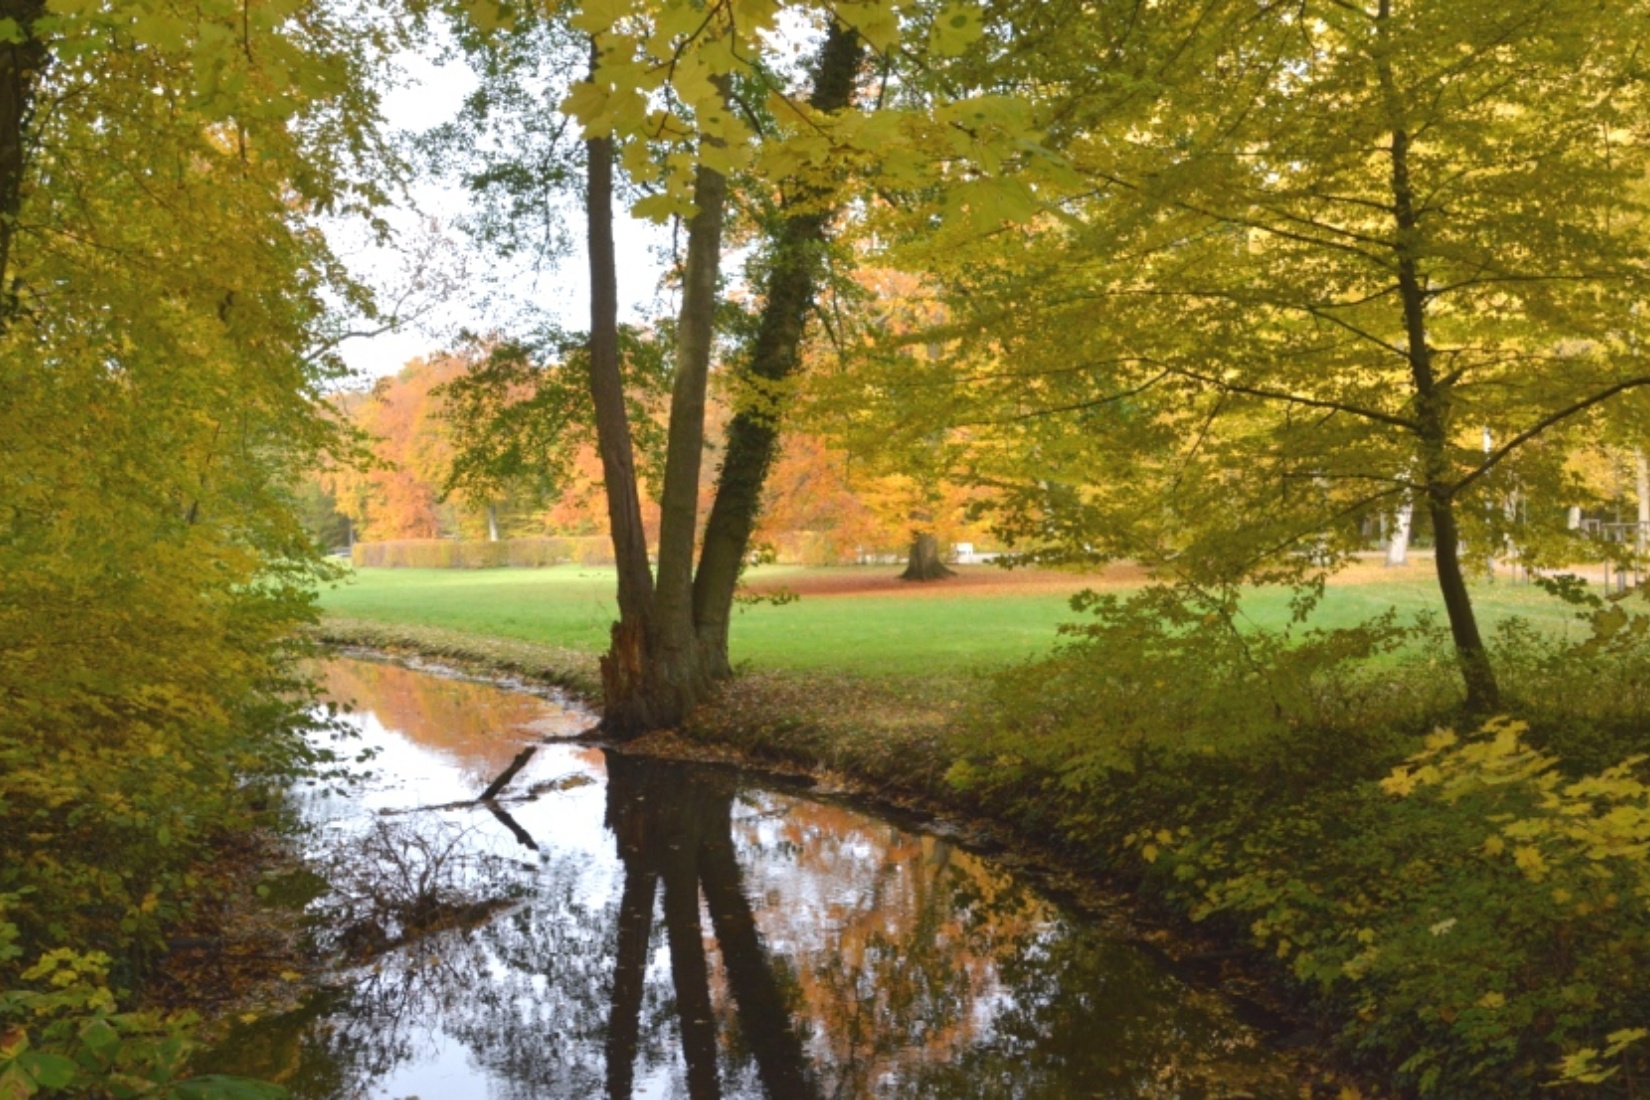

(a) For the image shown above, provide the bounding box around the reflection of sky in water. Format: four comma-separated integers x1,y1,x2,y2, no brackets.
207,658,1295,1099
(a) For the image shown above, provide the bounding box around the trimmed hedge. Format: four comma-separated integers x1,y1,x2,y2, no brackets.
351,533,999,569
351,537,615,569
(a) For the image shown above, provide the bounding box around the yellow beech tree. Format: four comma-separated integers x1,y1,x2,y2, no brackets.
0,0,393,1044
879,0,1650,713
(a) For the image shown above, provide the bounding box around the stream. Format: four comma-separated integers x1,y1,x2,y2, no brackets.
204,657,1305,1098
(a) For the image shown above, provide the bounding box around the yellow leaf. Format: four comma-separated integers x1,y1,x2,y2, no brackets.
928,1,984,57
571,0,632,34
1514,844,1548,881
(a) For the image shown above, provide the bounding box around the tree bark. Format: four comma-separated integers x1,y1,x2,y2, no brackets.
1379,3,1499,712
900,531,955,582
585,106,663,731
692,24,864,679
651,134,730,724
0,0,47,321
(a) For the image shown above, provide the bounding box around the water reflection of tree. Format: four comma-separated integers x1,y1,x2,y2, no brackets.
603,751,821,1100
729,796,1292,1098
209,751,1293,1099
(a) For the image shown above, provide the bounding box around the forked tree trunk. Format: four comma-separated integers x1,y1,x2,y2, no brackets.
585,27,863,732
584,42,730,735
900,531,955,582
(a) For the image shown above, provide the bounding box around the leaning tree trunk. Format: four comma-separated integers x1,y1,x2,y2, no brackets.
1380,22,1500,712
692,23,863,679
582,52,660,732
900,531,955,582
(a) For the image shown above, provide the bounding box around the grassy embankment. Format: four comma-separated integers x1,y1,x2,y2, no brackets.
316,559,1580,678
316,560,1650,1096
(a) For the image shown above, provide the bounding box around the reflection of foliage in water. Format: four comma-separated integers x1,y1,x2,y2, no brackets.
209,846,630,1100
209,662,1296,1099
733,799,1285,1098
319,659,582,782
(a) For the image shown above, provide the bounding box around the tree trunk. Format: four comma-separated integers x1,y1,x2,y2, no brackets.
583,46,663,733
692,24,864,680
584,46,736,735
650,129,730,724
587,26,865,731
486,502,499,542
900,531,955,582
0,0,47,321
1380,9,1499,712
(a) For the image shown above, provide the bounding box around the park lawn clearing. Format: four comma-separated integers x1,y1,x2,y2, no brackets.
315,559,1592,681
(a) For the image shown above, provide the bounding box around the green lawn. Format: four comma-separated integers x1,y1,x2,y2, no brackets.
315,563,1597,678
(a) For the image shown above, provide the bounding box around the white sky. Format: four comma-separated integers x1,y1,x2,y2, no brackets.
329,43,672,381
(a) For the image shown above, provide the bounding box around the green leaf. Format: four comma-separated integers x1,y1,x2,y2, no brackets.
170,1076,288,1100
18,1054,75,1090
0,1063,37,1100
79,1019,120,1059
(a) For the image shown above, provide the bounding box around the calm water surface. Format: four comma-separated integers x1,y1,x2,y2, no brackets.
207,658,1300,1098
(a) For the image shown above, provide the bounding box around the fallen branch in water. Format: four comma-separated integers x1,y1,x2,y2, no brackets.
477,746,536,802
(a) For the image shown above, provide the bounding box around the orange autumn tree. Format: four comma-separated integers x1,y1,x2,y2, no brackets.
796,267,991,577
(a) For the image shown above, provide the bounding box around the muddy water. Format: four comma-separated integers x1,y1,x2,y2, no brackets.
207,657,1301,1098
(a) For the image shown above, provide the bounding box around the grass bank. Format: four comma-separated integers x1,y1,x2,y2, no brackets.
316,560,1583,678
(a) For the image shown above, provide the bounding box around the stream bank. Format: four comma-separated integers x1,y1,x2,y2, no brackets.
196,654,1328,1098
310,617,1367,1095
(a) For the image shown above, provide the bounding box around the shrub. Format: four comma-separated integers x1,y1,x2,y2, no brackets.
948,581,1650,1096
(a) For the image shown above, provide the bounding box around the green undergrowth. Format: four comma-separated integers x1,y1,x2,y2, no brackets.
938,584,1650,1098
2,581,331,1100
